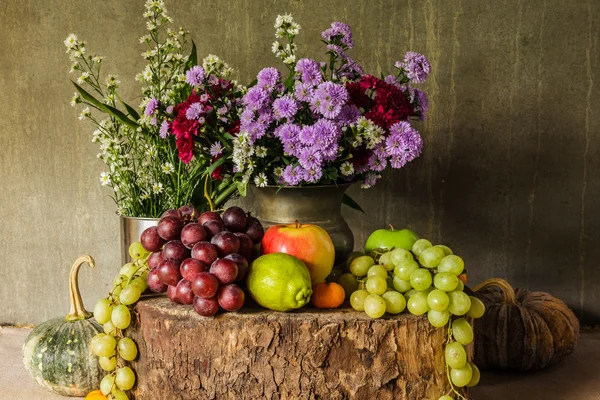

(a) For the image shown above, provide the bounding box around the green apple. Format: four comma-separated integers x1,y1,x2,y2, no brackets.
364,227,419,254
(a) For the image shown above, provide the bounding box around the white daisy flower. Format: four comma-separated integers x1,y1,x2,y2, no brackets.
99,172,111,186
273,167,284,177
70,92,80,107
255,146,267,158
340,162,355,176
92,55,103,63
254,173,268,187
162,162,174,174
76,72,90,84
79,107,91,120
63,34,78,49
152,182,163,194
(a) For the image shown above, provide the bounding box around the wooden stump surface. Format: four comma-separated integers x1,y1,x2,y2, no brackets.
129,296,470,400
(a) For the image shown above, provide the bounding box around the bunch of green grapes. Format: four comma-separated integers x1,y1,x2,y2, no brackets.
89,242,150,400
345,239,486,400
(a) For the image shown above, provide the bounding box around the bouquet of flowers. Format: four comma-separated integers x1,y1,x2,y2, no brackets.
65,0,243,217
232,15,429,198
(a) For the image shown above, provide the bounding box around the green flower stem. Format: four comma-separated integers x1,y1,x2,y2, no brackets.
213,182,238,207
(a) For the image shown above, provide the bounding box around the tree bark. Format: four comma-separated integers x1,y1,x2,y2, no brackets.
129,296,470,400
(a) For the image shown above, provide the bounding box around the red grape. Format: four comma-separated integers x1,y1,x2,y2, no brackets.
211,231,240,257
191,272,220,299
175,280,194,305
157,258,182,286
203,220,225,239
162,240,190,262
147,268,167,293
140,226,166,252
148,251,164,270
157,216,183,241
224,254,249,281
234,232,253,260
167,284,181,303
198,211,222,225
180,258,207,281
209,258,238,284
180,223,207,249
245,216,264,244
161,209,182,219
222,206,248,232
191,241,218,265
218,284,245,312
193,296,220,316
179,204,200,222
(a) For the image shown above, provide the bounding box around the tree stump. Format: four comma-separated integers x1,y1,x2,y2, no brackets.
128,296,470,399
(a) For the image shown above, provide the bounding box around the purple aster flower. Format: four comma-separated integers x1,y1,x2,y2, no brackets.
295,58,322,86
272,95,299,120
247,121,268,141
208,74,219,85
240,108,255,126
312,119,341,151
166,105,174,114
185,66,206,86
257,67,281,91
397,52,430,83
294,82,315,102
302,165,323,183
321,142,339,162
159,120,170,138
298,147,322,169
387,121,423,165
242,86,270,111
384,74,399,86
145,98,159,116
336,104,361,125
326,44,348,59
150,117,157,126
198,116,206,124
362,172,378,188
299,125,316,145
210,142,223,157
185,102,204,120
217,106,228,115
368,151,387,172
257,108,275,126
282,164,302,186
415,89,429,120
312,82,349,118
390,155,406,169
321,21,354,49
200,94,210,102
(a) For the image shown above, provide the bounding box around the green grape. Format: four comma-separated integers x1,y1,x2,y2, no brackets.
444,342,467,369
419,247,445,268
338,273,359,299
93,334,117,357
100,374,115,395
393,276,413,292
366,276,387,295
118,337,138,361
379,252,395,271
103,321,116,335
427,309,450,328
113,274,127,288
466,363,481,387
90,333,105,351
94,299,113,325
455,279,465,292
427,289,450,312
111,305,131,330
438,255,465,276
450,363,473,387
447,291,472,316
382,291,406,314
404,289,418,299
434,245,453,256
119,285,142,306
364,294,386,318
346,251,365,269
407,292,429,315
434,272,459,292
350,256,375,277
394,260,419,280
409,268,432,291
115,366,136,391
129,275,148,293
350,289,369,311
411,239,432,256
119,263,138,280
452,318,474,345
99,356,116,371
128,241,149,260
109,389,129,400
390,248,414,265
466,296,486,318
367,265,388,279
438,396,454,400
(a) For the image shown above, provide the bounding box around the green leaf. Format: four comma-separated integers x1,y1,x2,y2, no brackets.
283,71,295,90
72,82,139,129
342,193,366,213
237,181,247,197
120,100,140,120
185,40,197,72
205,157,226,176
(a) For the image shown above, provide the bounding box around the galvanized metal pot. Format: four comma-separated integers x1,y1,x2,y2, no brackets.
249,184,355,266
119,216,160,265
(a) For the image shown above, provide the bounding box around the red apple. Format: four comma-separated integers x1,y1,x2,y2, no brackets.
260,221,335,284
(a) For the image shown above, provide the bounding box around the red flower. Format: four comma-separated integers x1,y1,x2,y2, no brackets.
176,132,194,164
227,120,240,135
171,92,202,163
346,82,370,109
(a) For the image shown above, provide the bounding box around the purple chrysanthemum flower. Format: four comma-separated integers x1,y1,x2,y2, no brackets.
272,95,299,120
390,155,406,169
257,67,281,91
282,164,302,186
240,108,255,126
311,82,348,119
294,82,315,102
145,98,159,116
302,165,323,183
326,44,348,59
387,121,423,166
336,104,361,125
242,86,270,111
208,74,219,85
312,119,341,152
368,151,387,172
210,142,223,157
396,52,430,84
185,102,204,120
200,94,210,102
295,58,322,86
298,147,322,169
166,105,174,114
217,106,228,115
321,21,354,48
185,66,206,86
159,120,170,138
384,74,399,86
298,125,316,145
247,121,268,141
362,172,378,188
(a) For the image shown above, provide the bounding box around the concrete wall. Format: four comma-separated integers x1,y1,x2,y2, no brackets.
1,0,599,325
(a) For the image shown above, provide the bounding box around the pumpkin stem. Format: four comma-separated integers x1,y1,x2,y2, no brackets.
472,277,517,305
65,255,95,322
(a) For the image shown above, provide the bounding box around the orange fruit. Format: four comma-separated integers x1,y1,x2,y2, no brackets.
458,273,467,284
311,282,345,309
85,390,107,400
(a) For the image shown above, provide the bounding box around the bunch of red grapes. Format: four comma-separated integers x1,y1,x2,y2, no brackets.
140,205,264,316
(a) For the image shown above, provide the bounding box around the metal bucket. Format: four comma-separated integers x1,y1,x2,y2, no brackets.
119,216,160,265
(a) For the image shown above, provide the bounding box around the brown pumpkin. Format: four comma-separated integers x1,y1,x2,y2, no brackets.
473,278,579,371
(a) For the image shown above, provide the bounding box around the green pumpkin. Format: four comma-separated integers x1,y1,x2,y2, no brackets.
22,255,104,396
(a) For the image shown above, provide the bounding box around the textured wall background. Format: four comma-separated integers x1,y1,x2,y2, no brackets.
0,0,598,325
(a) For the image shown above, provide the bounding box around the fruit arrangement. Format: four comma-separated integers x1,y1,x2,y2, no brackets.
341,234,485,400
143,205,264,316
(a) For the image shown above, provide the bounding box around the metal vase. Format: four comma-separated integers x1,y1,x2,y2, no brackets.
119,216,160,265
250,184,355,266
